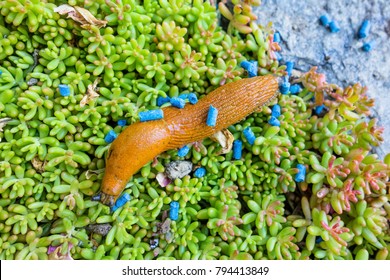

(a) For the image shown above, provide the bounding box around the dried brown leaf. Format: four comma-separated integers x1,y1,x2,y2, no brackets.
48,246,73,260
80,78,100,108
32,157,46,173
54,4,107,29
85,168,104,179
156,172,172,187
210,128,234,154
53,4,74,14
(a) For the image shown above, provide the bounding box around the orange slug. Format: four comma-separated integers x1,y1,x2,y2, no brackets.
99,75,279,206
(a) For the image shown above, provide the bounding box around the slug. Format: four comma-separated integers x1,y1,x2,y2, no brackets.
99,75,279,206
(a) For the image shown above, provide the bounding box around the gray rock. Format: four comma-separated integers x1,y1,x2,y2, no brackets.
27,78,38,86
149,238,159,249
165,160,193,179
255,0,390,158
85,223,112,236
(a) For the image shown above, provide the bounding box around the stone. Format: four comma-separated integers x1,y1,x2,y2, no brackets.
256,0,390,158
165,160,193,180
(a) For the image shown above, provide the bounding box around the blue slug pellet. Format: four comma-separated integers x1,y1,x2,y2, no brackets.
177,145,190,157
240,60,258,77
139,109,164,122
206,105,218,127
268,116,281,127
178,93,189,100
280,81,290,95
157,96,170,106
285,61,294,76
178,93,198,105
362,42,373,52
194,167,206,178
295,164,306,183
358,19,370,39
111,193,131,212
275,52,283,61
329,21,340,33
273,31,281,43
59,84,70,96
104,130,117,144
316,236,323,244
0,70,2,75
233,140,242,160
117,119,127,127
289,84,302,94
319,15,330,27
271,104,281,118
169,201,180,221
314,105,326,115
188,93,198,104
243,127,256,145
170,97,186,109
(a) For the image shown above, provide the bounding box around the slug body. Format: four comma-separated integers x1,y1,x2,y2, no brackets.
100,75,278,205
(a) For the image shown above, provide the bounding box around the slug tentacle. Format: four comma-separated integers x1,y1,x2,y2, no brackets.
100,75,279,205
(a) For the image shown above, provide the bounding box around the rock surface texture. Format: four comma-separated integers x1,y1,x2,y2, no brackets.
255,0,390,158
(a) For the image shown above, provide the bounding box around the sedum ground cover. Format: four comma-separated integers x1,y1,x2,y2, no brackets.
0,0,389,260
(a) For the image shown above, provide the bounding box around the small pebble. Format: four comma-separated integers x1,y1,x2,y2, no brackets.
158,218,171,234
169,201,179,221
104,130,117,143
319,15,330,27
117,119,127,126
165,160,193,180
170,97,185,109
194,167,206,178
329,21,340,33
358,19,370,39
243,127,256,145
206,105,218,127
111,193,131,212
150,239,159,249
27,78,38,86
59,84,70,96
289,84,302,94
85,223,112,236
139,109,164,122
240,60,258,77
268,116,281,127
294,164,306,183
157,96,170,106
177,145,190,157
233,140,242,160
271,104,281,118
